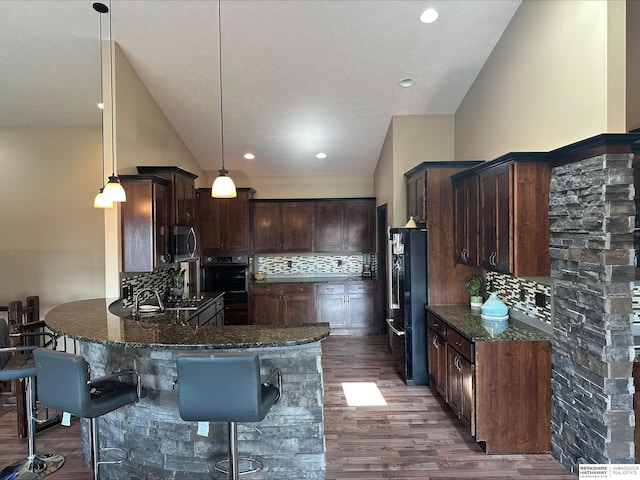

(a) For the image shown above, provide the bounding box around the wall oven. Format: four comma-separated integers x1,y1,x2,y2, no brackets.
200,255,249,304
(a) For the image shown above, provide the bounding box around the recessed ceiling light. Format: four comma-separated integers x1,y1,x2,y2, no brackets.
316,152,327,159
399,78,414,88
243,153,255,160
419,8,438,24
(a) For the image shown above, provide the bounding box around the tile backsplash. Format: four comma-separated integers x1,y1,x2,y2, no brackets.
485,271,552,325
255,253,377,277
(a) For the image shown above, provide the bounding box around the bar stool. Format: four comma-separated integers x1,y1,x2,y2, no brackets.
33,348,146,480
0,319,65,479
176,352,282,480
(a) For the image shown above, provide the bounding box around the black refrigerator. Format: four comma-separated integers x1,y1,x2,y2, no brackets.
386,227,428,386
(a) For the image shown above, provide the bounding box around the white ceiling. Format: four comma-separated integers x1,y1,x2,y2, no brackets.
0,0,521,177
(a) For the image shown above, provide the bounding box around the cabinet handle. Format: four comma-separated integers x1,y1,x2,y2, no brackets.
455,340,462,347
432,335,439,348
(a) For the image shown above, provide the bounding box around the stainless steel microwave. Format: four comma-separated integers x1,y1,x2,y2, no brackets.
170,225,198,262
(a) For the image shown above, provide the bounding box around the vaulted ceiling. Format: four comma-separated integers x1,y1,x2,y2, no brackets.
1,0,521,177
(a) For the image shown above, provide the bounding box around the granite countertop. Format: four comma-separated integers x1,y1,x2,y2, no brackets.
45,298,330,350
252,275,378,285
427,304,552,342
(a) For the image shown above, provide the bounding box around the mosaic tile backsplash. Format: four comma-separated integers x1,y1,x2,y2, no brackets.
255,254,377,277
485,271,552,325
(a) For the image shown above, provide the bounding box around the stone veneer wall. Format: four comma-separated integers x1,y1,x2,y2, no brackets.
80,340,326,480
548,152,636,471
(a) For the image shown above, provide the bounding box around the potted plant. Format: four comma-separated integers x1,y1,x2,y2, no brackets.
464,275,485,308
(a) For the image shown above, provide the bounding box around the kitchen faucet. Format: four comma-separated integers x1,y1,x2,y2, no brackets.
133,288,165,318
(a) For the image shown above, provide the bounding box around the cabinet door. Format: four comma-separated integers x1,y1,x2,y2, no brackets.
315,202,343,252
173,173,195,225
252,202,283,253
427,329,447,398
447,344,463,419
480,164,512,273
316,294,344,328
283,285,315,324
454,176,480,267
406,171,426,225
460,354,475,433
346,282,377,330
343,201,375,252
282,202,314,253
198,191,224,252
249,285,284,325
225,190,251,252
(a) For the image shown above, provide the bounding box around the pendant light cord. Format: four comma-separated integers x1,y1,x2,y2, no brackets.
108,0,116,177
218,0,226,172
98,9,106,186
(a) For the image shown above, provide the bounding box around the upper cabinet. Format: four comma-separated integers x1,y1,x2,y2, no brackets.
197,187,255,255
120,175,171,272
315,199,375,253
405,169,426,226
251,198,375,254
452,154,550,277
251,200,315,253
137,167,197,226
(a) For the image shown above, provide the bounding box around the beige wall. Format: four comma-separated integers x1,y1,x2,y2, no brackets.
0,127,106,315
455,0,626,160
373,115,455,228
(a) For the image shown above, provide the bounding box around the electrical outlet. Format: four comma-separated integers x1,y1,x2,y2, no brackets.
337,259,342,267
535,292,546,307
519,288,526,302
287,260,292,268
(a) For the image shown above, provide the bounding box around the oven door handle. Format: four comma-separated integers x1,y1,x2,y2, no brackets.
386,318,405,336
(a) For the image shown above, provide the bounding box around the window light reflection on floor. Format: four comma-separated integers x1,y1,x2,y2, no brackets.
341,382,387,406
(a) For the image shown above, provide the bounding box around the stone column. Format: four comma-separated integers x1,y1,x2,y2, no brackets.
549,152,635,471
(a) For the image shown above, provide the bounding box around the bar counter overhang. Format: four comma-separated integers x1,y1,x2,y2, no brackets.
44,298,330,479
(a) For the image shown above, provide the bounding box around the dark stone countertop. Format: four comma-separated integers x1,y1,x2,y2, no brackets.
427,304,552,342
45,298,330,350
251,275,378,285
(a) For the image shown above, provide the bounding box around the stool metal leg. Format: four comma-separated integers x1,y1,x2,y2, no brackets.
89,417,128,480
214,422,263,480
0,376,65,479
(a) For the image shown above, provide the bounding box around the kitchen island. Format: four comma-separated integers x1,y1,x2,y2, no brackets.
45,298,330,480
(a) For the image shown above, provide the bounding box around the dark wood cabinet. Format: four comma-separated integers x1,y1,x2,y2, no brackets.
251,200,315,253
479,163,511,273
426,313,448,399
315,200,375,253
197,187,255,255
120,175,171,272
405,169,426,226
426,308,551,454
452,155,551,277
188,295,224,327
316,282,377,334
453,175,480,267
249,284,315,325
137,166,197,226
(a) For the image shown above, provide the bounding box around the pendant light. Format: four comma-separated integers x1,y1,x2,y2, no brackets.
97,0,126,203
211,0,237,198
93,2,113,209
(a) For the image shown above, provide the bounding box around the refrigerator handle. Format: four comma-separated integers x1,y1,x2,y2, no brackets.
386,318,405,336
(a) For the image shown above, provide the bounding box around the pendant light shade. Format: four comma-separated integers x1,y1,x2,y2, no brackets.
211,169,237,198
94,187,114,208
211,0,236,198
94,1,126,204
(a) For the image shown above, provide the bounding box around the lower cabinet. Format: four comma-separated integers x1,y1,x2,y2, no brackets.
249,284,315,325
316,282,377,334
426,310,551,454
188,295,224,327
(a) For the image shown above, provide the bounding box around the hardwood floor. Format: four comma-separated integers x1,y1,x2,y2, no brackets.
0,335,575,479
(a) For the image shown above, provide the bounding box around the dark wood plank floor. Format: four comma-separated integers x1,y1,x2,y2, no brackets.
0,335,576,479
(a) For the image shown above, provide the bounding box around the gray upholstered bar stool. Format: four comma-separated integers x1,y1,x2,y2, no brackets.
0,319,65,479
176,352,282,480
33,348,146,480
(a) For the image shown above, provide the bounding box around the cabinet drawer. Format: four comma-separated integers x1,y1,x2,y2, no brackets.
214,296,224,312
347,282,376,294
448,329,474,362
316,283,346,295
250,285,285,296
427,311,447,339
284,284,314,295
